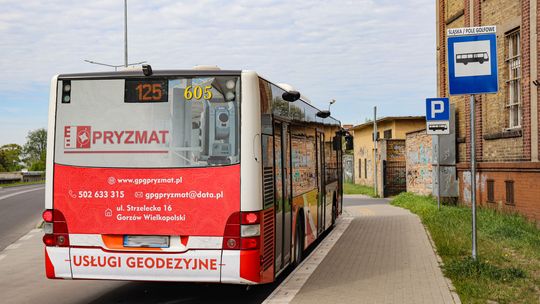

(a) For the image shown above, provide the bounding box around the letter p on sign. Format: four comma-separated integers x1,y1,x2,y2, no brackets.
431,101,444,119
426,98,449,121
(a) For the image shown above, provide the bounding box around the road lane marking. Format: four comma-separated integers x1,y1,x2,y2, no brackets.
263,216,353,304
4,243,21,250
19,233,35,241
0,229,43,261
0,186,44,201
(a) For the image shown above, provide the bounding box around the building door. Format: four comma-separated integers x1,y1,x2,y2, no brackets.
316,132,326,235
383,160,406,197
274,122,292,272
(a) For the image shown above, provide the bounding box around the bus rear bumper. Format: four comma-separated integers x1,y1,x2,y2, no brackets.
45,247,259,284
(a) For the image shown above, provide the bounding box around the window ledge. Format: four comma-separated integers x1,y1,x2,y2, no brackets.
483,128,522,140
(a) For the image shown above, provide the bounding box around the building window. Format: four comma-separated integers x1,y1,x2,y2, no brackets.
358,158,362,179
487,179,494,202
383,129,392,139
506,30,521,129
505,180,515,205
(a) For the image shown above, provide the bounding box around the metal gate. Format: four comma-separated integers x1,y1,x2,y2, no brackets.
383,160,406,197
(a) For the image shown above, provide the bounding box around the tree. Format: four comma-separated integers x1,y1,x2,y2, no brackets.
0,144,22,172
23,128,47,171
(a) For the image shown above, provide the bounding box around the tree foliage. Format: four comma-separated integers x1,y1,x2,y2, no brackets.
23,128,47,171
0,144,22,172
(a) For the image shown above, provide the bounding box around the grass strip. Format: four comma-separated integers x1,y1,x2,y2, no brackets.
343,183,378,197
392,192,540,304
0,180,45,188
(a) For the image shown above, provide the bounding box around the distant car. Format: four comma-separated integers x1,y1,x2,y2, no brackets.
456,52,489,65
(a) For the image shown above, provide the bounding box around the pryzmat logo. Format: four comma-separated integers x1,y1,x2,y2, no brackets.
65,126,91,149
64,126,169,152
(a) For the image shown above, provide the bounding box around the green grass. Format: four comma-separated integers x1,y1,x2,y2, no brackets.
392,192,540,304
0,180,45,188
343,183,378,197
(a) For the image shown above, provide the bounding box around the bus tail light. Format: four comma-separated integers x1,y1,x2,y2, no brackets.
42,210,53,222
240,237,260,250
223,211,261,250
42,209,70,247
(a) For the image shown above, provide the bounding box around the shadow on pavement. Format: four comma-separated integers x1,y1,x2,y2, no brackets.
85,273,289,304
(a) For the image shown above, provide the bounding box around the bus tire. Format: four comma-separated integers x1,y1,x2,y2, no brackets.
293,215,304,266
331,192,337,226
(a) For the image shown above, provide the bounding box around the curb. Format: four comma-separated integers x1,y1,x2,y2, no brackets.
421,220,462,304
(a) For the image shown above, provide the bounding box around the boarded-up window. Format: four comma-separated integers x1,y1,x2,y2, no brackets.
383,129,392,139
364,159,367,178
487,179,494,202
505,180,515,205
358,158,362,179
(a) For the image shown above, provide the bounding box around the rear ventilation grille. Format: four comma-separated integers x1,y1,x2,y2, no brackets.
263,167,274,209
261,208,274,271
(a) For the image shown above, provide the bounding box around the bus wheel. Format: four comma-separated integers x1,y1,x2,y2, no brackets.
479,59,484,64
464,62,468,65
331,193,337,226
293,218,304,266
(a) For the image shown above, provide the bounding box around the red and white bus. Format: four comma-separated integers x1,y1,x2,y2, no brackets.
43,66,344,284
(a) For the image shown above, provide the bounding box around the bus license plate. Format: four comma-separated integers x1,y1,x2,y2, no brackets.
123,235,170,248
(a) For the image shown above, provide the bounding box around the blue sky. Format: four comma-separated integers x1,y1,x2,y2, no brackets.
0,0,435,145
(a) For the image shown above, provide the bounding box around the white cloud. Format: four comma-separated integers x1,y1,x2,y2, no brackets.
0,0,435,144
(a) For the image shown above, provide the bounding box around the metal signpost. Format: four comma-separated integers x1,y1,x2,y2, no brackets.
447,26,498,260
426,98,450,210
373,106,378,196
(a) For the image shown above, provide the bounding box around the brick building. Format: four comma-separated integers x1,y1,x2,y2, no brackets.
437,0,540,221
351,116,425,197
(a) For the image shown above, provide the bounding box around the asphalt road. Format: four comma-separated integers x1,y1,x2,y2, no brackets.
0,184,45,251
0,183,292,304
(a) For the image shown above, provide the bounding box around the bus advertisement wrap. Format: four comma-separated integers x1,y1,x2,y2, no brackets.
53,164,240,235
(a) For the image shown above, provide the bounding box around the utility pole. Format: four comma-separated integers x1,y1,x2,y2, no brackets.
124,0,128,67
373,106,378,196
84,1,147,71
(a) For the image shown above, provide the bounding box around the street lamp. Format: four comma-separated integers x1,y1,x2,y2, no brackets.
316,99,336,118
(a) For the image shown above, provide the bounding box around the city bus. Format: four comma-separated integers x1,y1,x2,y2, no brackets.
42,66,344,284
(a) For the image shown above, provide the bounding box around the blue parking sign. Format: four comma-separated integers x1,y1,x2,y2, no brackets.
447,26,498,95
426,98,450,135
426,98,449,121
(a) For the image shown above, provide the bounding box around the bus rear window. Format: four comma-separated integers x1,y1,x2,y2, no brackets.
54,76,240,168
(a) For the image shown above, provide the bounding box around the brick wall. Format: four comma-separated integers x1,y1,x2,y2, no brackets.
405,130,434,196
440,0,529,163
457,164,540,222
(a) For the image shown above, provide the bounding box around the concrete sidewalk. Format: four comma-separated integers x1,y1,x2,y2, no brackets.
290,195,460,304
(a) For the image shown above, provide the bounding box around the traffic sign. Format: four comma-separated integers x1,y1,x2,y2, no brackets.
426,98,450,135
447,26,498,95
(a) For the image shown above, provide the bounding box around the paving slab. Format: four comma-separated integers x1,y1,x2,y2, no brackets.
288,195,459,304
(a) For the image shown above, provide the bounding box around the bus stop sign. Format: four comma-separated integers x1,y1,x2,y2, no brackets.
447,26,498,95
